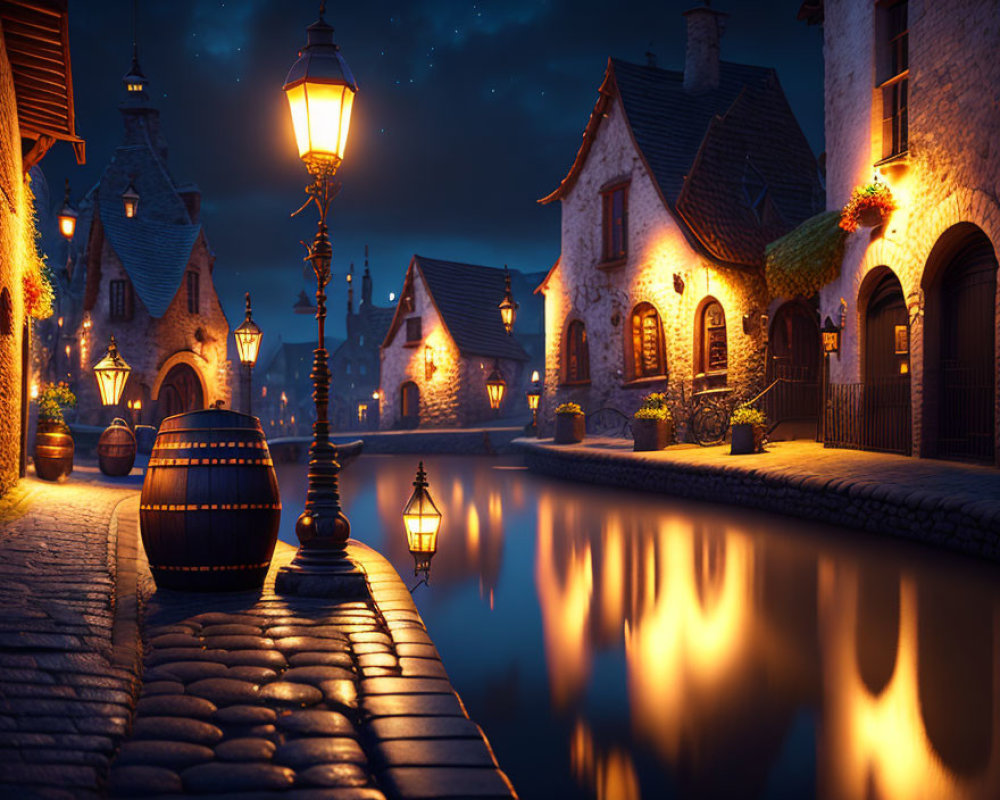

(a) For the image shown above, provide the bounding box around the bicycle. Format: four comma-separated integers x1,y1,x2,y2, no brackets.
678,384,738,446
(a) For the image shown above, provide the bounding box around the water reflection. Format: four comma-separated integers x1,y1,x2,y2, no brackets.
277,456,1000,799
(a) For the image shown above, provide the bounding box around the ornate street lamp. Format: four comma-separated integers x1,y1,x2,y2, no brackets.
234,292,263,415
93,335,131,407
121,179,140,219
821,316,841,355
498,265,518,336
486,361,506,413
402,461,441,579
276,3,363,597
526,370,541,433
57,179,78,240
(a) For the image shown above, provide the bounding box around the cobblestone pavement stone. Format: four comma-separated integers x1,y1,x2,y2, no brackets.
0,476,140,799
110,520,515,800
519,437,1000,560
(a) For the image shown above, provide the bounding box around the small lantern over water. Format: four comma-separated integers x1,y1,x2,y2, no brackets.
57,179,78,240
93,335,131,406
283,5,358,173
234,292,263,368
498,265,518,335
486,363,506,411
821,316,841,355
526,370,541,411
403,461,441,575
121,180,140,218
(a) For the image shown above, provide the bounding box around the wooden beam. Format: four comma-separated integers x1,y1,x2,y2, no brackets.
5,24,61,49
2,0,65,20
8,70,67,100
10,62,66,90
21,132,54,172
7,45,64,70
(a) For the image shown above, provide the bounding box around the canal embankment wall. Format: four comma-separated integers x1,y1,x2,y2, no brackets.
516,438,1000,562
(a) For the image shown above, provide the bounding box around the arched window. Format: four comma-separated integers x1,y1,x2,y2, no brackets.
564,320,589,384
0,287,11,336
628,303,664,379
695,299,727,382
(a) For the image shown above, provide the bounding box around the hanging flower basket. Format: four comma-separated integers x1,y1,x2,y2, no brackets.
840,182,897,233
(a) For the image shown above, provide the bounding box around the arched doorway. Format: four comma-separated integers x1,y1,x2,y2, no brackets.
924,227,997,463
862,271,910,454
158,363,204,421
766,301,820,435
400,381,419,429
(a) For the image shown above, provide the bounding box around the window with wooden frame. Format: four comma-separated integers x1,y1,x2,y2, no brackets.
601,182,628,264
564,319,590,384
186,270,200,314
877,0,908,161
695,299,727,379
627,302,665,380
109,279,133,321
406,316,422,343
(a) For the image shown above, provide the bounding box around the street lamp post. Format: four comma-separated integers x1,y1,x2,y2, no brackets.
498,265,518,336
234,292,263,416
526,370,541,435
276,3,365,597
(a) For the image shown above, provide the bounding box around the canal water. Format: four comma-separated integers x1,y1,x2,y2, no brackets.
276,454,1000,800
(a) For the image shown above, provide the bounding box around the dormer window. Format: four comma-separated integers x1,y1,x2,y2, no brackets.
601,182,628,264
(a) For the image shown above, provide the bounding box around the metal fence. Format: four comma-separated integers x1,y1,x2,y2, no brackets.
932,365,994,463
824,378,911,455
764,364,819,428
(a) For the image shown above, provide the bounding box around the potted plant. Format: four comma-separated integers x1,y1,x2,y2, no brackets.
553,402,585,444
34,382,76,481
632,392,673,452
839,181,897,232
729,406,766,455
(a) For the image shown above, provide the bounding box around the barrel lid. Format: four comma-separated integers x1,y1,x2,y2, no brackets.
158,408,263,433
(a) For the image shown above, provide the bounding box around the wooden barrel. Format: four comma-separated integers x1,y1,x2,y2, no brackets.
34,422,74,482
140,409,281,591
98,418,136,477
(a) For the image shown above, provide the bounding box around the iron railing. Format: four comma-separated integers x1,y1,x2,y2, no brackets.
764,364,819,428
824,378,911,455
930,365,994,463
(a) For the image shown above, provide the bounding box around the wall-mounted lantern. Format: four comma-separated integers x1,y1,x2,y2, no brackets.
403,461,441,577
57,179,78,240
424,344,436,380
821,316,841,355
93,335,131,407
121,179,140,219
498,265,518,335
486,361,506,412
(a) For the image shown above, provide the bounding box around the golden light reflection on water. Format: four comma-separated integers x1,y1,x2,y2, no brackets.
571,720,640,800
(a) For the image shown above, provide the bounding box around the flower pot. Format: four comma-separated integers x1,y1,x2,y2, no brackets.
554,413,585,444
730,423,755,455
633,417,672,452
34,420,74,482
858,206,885,227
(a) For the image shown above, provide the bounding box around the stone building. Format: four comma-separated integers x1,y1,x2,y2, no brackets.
0,2,83,495
379,256,540,429
255,336,341,439
536,4,823,438
330,249,394,430
796,0,1000,465
60,49,230,425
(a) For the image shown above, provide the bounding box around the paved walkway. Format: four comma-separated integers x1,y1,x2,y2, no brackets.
518,437,1000,560
0,476,140,798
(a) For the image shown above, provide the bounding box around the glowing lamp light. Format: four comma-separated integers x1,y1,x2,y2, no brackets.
424,345,436,380
486,362,506,411
821,316,841,355
498,265,518,335
283,6,358,173
57,180,77,240
234,292,263,367
93,335,131,406
402,461,442,576
29,382,39,400
121,180,140,218
526,379,541,411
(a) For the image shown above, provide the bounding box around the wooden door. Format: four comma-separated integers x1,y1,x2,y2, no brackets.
400,381,419,429
863,273,911,453
159,364,204,421
767,302,820,423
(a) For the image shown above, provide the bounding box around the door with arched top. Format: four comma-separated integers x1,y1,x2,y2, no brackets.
863,272,910,453
400,381,420,429
766,301,820,429
158,364,204,421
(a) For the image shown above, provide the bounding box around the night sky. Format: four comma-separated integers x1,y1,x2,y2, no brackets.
41,0,823,343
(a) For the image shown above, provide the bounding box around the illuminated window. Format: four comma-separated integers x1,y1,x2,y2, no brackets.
564,319,590,384
878,1,908,160
695,299,727,378
406,317,422,343
628,303,665,379
109,279,133,321
0,287,11,335
186,271,200,314
357,402,368,424
601,183,628,263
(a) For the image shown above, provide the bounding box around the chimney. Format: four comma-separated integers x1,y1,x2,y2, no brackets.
682,3,728,94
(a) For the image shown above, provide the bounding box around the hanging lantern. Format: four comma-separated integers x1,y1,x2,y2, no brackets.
498,265,518,335
93,335,131,406
526,370,541,412
57,179,78,240
121,180,140,218
234,292,263,368
486,362,506,411
283,7,358,173
402,461,441,575
821,316,841,355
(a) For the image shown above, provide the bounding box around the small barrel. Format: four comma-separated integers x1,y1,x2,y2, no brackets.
34,422,74,482
98,418,136,477
139,409,281,591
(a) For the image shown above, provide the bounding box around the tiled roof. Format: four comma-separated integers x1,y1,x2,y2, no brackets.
413,256,529,361
365,304,396,340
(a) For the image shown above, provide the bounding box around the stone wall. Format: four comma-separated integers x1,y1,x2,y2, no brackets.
0,29,28,495
75,227,231,425
820,0,1000,461
539,93,767,437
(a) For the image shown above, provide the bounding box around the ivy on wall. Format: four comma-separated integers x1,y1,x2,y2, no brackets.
764,210,848,300
22,175,53,320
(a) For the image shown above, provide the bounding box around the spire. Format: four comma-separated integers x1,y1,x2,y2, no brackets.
122,0,149,97
362,245,373,306
347,261,355,314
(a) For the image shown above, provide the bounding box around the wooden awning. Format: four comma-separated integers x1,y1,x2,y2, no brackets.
0,0,84,165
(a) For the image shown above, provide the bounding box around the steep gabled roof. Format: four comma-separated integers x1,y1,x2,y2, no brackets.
542,57,822,268
384,256,529,361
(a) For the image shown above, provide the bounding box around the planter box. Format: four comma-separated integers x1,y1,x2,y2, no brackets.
554,413,585,444
730,423,764,455
633,417,672,452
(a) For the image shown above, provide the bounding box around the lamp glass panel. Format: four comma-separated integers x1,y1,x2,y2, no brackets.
285,83,311,159
403,487,441,555
527,392,540,410
58,214,76,239
235,325,262,367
